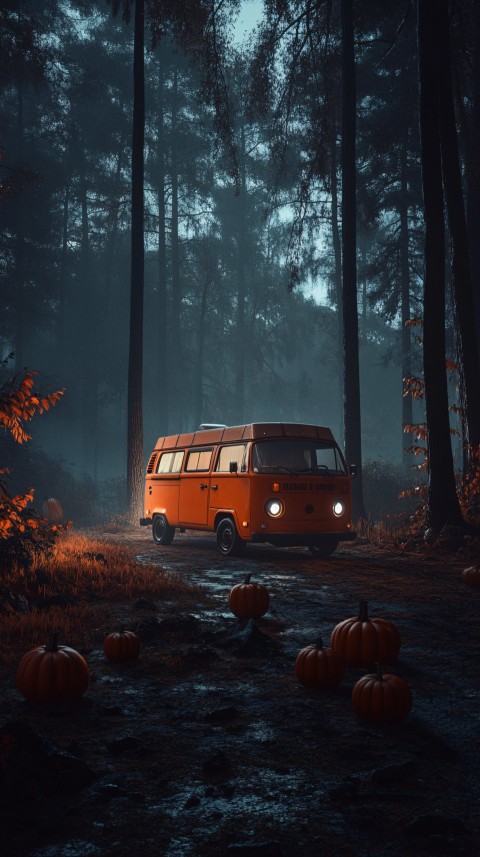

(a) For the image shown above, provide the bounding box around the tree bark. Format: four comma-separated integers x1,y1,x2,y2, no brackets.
127,0,145,522
58,181,70,364
14,81,26,372
341,0,366,520
193,267,209,429
437,0,480,460
79,145,98,481
104,126,126,320
234,115,247,424
465,9,480,358
330,130,344,439
170,64,182,428
417,0,464,530
157,47,169,436
360,243,367,344
399,132,413,464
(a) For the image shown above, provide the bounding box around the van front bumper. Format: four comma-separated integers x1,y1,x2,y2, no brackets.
140,517,152,526
250,530,356,547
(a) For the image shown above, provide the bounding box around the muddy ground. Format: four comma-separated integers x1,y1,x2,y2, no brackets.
1,528,480,857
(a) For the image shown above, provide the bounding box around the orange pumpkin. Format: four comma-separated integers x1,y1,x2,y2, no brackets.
330,600,401,668
462,565,480,589
17,633,89,704
42,497,64,523
352,664,412,724
228,574,270,620
295,636,346,689
103,629,141,663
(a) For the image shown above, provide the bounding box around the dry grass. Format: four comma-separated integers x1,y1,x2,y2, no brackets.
355,516,410,546
0,531,192,669
356,515,480,561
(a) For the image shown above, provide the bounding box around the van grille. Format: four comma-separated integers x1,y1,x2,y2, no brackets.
146,453,157,474
281,482,335,492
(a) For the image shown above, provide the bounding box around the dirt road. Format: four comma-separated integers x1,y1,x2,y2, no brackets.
2,528,479,857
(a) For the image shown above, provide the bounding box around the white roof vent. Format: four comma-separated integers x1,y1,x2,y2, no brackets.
198,423,228,431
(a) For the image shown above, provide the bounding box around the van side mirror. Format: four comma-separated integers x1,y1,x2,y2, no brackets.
229,461,238,473
349,464,357,478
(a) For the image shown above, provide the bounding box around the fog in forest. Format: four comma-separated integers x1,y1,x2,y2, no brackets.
2,0,476,525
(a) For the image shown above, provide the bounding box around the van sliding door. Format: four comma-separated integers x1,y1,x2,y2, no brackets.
178,447,213,526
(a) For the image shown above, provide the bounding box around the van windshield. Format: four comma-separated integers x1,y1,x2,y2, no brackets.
252,440,346,475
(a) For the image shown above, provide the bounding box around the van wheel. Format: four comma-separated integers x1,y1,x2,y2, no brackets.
309,538,338,558
216,517,246,557
152,514,175,546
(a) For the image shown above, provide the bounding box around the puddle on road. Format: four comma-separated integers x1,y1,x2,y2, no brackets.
187,569,231,597
190,610,231,623
96,674,124,685
135,550,335,653
257,572,312,584
136,552,332,604
179,568,331,605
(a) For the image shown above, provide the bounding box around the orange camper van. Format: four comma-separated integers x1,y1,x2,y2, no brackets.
140,422,356,557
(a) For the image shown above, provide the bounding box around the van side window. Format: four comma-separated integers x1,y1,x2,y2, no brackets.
156,450,184,474
216,443,247,472
186,448,213,472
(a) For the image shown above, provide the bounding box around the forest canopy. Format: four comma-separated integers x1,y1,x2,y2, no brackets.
1,0,479,529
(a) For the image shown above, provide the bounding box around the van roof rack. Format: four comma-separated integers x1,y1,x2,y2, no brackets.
198,423,228,430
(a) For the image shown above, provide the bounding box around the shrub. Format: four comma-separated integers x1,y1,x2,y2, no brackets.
3,439,98,525
0,510,58,569
362,459,418,522
0,360,65,564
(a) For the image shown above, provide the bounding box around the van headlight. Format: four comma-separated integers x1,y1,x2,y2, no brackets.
265,498,284,518
333,501,344,517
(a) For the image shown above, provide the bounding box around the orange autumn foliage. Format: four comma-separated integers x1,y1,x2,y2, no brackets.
0,366,64,541
401,361,480,529
0,370,64,445
0,486,37,539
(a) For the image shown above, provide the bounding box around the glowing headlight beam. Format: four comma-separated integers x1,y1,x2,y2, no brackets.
265,498,284,518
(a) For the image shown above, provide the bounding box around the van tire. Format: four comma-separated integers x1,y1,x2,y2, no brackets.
216,517,246,557
309,538,338,558
152,514,175,546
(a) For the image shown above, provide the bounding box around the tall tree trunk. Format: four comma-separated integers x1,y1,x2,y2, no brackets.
234,116,247,424
360,243,367,344
127,0,145,521
341,0,365,520
437,0,480,462
157,47,169,435
193,268,209,429
53,179,71,463
465,9,480,358
170,64,182,428
100,134,126,481
58,181,70,363
399,133,413,464
330,131,344,439
79,145,98,481
418,0,464,531
14,82,26,372
104,127,126,319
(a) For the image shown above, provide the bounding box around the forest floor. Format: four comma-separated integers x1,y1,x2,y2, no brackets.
1,527,480,857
